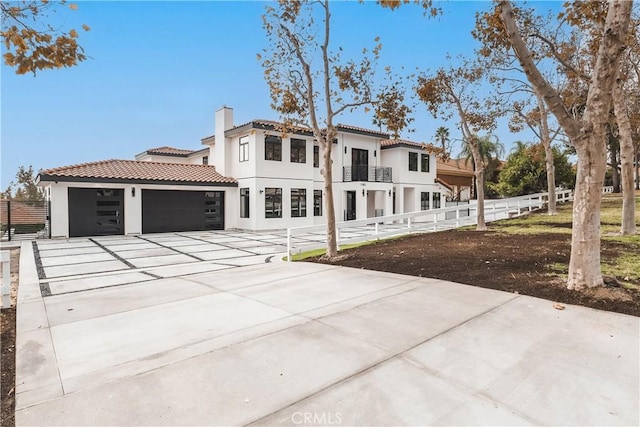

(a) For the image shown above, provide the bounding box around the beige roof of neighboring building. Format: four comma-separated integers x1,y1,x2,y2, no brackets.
436,157,474,177
38,159,236,186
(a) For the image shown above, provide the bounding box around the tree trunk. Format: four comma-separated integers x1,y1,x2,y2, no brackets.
610,146,620,192
544,142,557,215
322,141,338,257
613,78,638,235
536,91,557,215
567,137,607,290
470,142,486,231
636,148,640,190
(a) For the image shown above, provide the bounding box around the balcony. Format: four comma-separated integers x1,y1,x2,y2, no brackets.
343,165,392,183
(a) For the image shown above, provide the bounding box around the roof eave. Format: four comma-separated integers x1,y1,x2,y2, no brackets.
37,175,238,187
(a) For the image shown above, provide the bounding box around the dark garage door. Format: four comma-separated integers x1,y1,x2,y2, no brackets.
142,190,224,233
68,188,125,237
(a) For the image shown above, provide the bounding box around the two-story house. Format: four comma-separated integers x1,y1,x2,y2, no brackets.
37,106,447,238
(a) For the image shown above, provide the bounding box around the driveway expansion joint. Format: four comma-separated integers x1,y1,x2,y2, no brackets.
32,241,47,279
135,235,205,261
89,238,136,268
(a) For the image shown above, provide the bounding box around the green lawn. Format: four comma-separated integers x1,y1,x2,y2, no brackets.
489,192,640,285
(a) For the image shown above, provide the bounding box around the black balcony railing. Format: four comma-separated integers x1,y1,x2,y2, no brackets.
343,165,392,183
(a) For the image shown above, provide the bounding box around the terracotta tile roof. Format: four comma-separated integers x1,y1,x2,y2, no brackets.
380,139,438,151
226,120,389,138
38,159,237,186
336,124,389,138
144,146,195,156
226,119,313,135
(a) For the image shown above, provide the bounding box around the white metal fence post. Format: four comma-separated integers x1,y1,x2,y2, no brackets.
286,228,292,262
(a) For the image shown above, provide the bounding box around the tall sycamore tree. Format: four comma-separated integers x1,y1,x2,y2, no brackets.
416,63,500,231
474,7,564,215
555,1,638,233
260,0,408,258
499,0,633,290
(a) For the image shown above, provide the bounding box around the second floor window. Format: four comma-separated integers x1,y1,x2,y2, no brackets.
291,138,306,163
421,153,430,172
421,192,430,210
433,192,441,209
240,188,250,218
202,156,209,165
409,152,418,171
265,135,282,161
239,136,249,162
265,188,282,218
313,145,319,168
291,188,307,217
314,190,322,216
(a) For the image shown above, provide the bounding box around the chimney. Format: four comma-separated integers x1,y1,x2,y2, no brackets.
213,106,233,176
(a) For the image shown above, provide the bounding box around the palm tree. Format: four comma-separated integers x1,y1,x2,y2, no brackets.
435,126,451,157
460,135,505,199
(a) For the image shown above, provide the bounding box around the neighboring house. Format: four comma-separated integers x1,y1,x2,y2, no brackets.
37,106,448,238
436,158,475,201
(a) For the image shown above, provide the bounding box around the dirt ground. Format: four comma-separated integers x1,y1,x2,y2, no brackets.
311,229,640,317
1,248,19,427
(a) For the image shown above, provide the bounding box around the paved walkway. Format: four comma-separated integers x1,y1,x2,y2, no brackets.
12,236,640,426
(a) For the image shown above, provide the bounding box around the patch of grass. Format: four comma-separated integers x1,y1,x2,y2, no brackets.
285,241,377,261
602,252,640,283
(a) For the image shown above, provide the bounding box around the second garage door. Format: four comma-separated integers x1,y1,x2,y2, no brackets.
142,190,224,233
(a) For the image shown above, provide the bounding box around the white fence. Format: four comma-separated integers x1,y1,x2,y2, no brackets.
286,189,573,261
1,250,10,308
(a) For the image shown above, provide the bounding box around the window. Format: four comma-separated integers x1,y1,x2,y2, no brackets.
421,192,430,210
265,135,282,161
202,156,209,165
408,152,418,171
265,188,282,218
239,136,249,162
313,145,319,168
291,188,307,217
240,188,250,218
421,153,430,172
314,190,322,216
291,138,306,163
432,192,441,209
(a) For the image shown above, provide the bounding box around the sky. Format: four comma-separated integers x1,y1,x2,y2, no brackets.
1,0,562,189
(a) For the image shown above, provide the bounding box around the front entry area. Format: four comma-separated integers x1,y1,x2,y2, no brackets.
345,191,356,221
142,190,224,233
68,188,125,237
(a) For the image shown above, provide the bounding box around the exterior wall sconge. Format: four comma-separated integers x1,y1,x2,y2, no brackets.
344,146,347,154
374,150,377,157
131,187,135,197
259,189,264,194
388,190,391,197
362,189,365,197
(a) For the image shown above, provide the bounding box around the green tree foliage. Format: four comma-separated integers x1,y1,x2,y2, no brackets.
1,1,89,75
459,135,504,198
491,142,575,197
2,165,44,201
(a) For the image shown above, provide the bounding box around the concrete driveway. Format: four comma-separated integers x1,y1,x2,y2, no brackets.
13,234,640,426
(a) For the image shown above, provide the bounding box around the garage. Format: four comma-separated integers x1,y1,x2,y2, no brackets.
38,159,237,238
68,188,125,237
142,190,224,233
